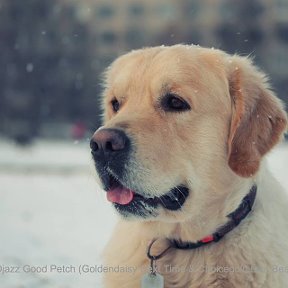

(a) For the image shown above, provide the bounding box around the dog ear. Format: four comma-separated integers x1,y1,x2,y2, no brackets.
227,56,287,177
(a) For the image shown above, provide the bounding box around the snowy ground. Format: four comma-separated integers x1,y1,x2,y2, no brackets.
0,139,287,288
0,139,117,288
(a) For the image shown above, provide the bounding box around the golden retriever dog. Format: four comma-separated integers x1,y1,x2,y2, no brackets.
90,45,288,288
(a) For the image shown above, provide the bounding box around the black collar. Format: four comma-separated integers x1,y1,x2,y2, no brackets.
170,185,257,250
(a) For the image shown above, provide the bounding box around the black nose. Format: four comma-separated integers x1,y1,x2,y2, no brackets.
90,128,130,155
90,128,131,188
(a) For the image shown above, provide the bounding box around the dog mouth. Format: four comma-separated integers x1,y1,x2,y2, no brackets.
104,174,189,214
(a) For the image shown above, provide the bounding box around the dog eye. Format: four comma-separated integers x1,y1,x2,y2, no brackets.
162,94,191,112
111,99,120,112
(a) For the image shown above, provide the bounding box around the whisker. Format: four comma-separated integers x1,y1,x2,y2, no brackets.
158,195,168,209
173,186,187,209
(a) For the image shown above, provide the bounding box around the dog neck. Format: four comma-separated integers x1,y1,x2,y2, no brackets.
169,185,257,250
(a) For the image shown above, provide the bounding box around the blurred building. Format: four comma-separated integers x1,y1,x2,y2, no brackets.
69,0,288,101
0,0,287,142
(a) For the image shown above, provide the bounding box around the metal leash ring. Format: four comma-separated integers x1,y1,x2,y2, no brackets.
147,238,173,274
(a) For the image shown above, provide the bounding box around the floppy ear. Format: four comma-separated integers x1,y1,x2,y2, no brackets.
227,56,287,177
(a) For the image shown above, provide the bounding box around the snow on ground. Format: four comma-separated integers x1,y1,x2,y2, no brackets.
0,139,117,288
0,139,287,288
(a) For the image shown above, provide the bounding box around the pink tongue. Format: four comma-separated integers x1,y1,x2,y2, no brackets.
107,187,134,205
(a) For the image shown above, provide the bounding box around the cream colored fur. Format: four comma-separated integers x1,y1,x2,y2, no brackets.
97,45,288,287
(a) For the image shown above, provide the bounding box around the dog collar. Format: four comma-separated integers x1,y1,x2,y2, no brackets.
170,185,257,250
143,185,257,287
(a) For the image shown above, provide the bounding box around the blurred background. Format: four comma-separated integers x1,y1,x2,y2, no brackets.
0,0,287,287
0,0,288,142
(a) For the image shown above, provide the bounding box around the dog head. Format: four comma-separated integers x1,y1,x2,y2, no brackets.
91,45,287,221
